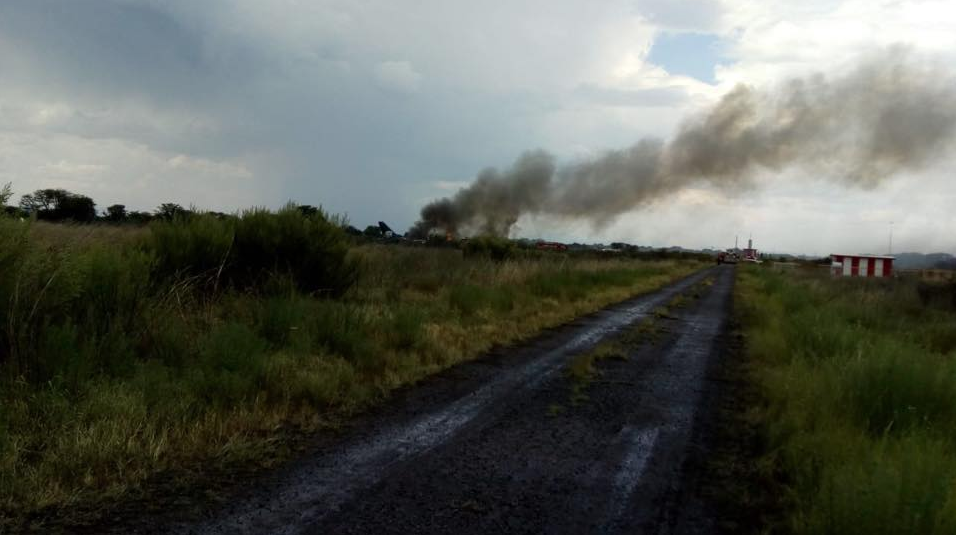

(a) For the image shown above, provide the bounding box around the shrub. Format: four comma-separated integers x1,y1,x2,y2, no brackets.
801,435,956,535
449,284,515,315
148,213,235,285
148,205,357,296
193,322,269,406
462,236,516,261
232,205,357,296
838,345,956,437
255,295,312,351
264,353,359,408
305,301,376,369
527,267,638,301
0,222,152,384
387,305,427,350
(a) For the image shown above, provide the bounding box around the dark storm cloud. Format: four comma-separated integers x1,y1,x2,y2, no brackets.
0,1,211,102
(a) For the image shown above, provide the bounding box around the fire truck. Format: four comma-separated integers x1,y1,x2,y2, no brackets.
717,237,759,265
716,249,739,264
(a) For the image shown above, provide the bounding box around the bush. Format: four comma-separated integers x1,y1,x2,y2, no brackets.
387,305,427,350
462,236,516,261
802,435,956,535
148,205,357,296
193,323,269,406
0,221,152,384
232,205,357,296
527,267,639,300
305,301,377,371
149,213,234,284
839,345,956,437
256,295,311,349
449,284,515,315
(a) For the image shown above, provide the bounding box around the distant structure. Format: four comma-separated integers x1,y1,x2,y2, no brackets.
378,221,397,239
742,237,759,262
717,236,759,264
830,253,895,277
536,241,568,251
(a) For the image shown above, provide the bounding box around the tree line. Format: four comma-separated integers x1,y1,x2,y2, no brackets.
0,184,323,224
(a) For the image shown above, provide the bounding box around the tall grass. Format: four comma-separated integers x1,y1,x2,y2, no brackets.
0,212,702,528
736,266,956,534
149,205,356,295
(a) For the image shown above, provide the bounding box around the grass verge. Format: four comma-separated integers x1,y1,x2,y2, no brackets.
736,264,956,534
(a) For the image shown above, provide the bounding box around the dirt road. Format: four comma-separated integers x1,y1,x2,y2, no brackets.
172,265,735,535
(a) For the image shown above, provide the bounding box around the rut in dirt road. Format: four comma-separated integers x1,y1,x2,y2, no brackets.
179,265,734,535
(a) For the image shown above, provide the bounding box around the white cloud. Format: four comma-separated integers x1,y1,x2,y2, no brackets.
432,180,471,191
37,161,109,177
167,154,253,179
0,132,271,213
373,61,422,93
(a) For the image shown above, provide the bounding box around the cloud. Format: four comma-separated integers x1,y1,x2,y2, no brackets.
374,61,423,93
37,161,109,177
573,84,690,107
167,154,253,180
0,132,271,213
631,0,725,32
432,180,472,191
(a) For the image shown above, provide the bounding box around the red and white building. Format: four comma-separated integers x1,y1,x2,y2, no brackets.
830,253,895,278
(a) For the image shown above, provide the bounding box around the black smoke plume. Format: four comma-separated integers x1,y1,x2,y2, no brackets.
408,49,956,238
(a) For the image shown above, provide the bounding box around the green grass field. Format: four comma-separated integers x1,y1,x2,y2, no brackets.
0,212,703,528
736,264,956,534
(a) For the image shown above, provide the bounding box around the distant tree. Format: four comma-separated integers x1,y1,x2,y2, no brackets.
19,189,58,213
19,188,96,222
128,211,154,224
57,194,96,222
105,204,128,222
297,205,319,217
0,182,12,206
1,183,19,218
155,203,191,220
363,225,382,238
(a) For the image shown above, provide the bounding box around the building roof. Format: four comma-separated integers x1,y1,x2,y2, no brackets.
830,253,895,260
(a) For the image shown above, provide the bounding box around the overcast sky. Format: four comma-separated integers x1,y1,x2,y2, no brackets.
1,0,955,255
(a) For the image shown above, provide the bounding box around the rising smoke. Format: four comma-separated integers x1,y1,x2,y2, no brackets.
409,49,956,238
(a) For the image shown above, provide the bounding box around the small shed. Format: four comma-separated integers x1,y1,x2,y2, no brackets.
830,253,894,278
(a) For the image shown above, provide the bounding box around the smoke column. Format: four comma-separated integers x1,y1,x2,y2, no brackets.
409,49,956,238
